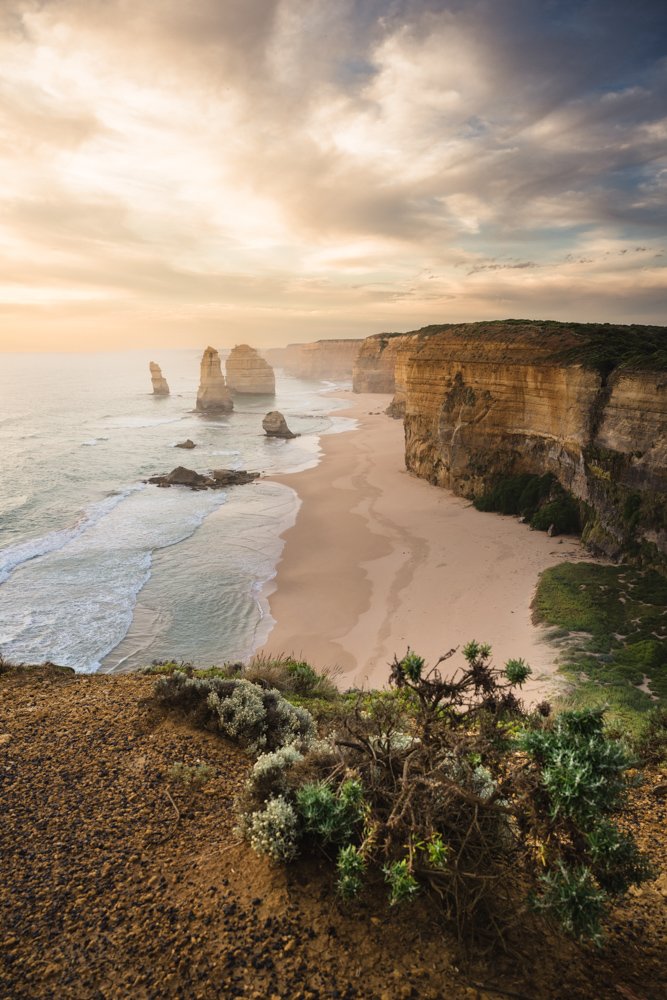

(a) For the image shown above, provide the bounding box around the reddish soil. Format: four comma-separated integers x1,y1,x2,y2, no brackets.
0,665,665,999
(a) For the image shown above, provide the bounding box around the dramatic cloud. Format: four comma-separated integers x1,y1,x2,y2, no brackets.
0,0,665,349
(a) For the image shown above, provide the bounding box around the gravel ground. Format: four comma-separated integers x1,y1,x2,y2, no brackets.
1,664,665,1000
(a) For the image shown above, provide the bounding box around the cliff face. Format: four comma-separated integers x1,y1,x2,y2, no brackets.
149,362,169,395
400,322,667,561
196,347,233,413
352,333,418,397
225,345,275,395
272,340,363,380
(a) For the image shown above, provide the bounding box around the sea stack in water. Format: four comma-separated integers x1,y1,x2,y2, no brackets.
226,344,275,395
262,411,298,439
149,361,170,395
196,347,233,413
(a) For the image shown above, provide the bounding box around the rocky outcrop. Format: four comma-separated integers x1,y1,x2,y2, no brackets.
175,439,196,449
226,345,275,395
147,467,259,490
262,411,298,439
275,340,363,380
196,347,233,413
399,321,667,562
352,333,418,398
149,362,170,395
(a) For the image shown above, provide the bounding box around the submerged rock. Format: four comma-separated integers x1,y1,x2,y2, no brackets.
262,411,299,439
226,344,275,395
175,439,196,449
147,466,259,490
196,347,233,413
149,361,170,395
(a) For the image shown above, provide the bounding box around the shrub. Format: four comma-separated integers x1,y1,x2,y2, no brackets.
167,761,216,789
534,864,608,945
337,844,366,898
247,796,299,863
519,708,630,825
154,671,315,754
633,706,667,764
236,643,652,950
474,473,581,535
296,778,365,845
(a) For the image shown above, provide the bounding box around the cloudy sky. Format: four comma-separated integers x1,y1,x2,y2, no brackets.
1,0,666,351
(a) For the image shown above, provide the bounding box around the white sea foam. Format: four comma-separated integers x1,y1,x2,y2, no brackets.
0,352,357,673
0,486,229,671
0,485,142,585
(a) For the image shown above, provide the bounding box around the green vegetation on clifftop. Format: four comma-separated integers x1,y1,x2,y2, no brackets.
534,562,667,731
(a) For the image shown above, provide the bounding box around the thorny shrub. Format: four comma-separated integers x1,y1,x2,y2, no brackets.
234,642,654,949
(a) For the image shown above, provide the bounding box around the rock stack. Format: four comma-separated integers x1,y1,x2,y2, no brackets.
226,344,276,395
195,347,233,413
262,411,298,439
149,362,170,395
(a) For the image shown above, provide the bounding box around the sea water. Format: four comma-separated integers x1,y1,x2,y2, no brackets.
0,349,353,671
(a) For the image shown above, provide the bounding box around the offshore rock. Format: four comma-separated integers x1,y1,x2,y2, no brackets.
211,469,260,486
175,439,196,449
149,362,170,395
399,320,667,562
147,466,259,490
226,344,275,395
262,411,298,439
196,347,233,413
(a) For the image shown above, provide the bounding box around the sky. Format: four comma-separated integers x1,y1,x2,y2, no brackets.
0,0,666,352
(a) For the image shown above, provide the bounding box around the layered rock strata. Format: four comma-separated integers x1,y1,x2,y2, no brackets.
271,340,363,380
398,321,667,562
262,411,298,438
196,347,233,413
226,345,275,395
352,333,417,397
149,362,170,395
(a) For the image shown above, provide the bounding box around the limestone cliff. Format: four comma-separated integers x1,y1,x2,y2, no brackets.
352,333,418,398
398,321,667,562
196,347,233,413
226,345,275,395
149,361,170,395
271,340,363,380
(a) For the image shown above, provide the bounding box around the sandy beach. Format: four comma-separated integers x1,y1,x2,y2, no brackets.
260,391,589,700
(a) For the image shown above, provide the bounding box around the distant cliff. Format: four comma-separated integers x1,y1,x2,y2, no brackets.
392,321,666,563
264,340,362,380
352,333,418,397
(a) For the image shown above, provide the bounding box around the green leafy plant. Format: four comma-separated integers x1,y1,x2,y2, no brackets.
296,778,364,845
534,864,608,945
337,844,366,899
505,658,531,686
384,859,420,905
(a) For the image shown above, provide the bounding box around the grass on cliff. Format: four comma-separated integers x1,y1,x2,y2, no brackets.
534,562,667,732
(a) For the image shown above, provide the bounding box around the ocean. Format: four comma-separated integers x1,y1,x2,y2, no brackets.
0,349,353,672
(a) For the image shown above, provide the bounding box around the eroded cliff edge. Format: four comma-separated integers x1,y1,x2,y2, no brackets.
395,321,666,563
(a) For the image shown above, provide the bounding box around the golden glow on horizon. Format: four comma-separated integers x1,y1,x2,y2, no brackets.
0,1,665,352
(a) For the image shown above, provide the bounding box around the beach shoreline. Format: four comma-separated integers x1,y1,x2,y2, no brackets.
259,390,591,702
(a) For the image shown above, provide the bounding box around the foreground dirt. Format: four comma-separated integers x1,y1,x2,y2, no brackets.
0,665,665,1000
